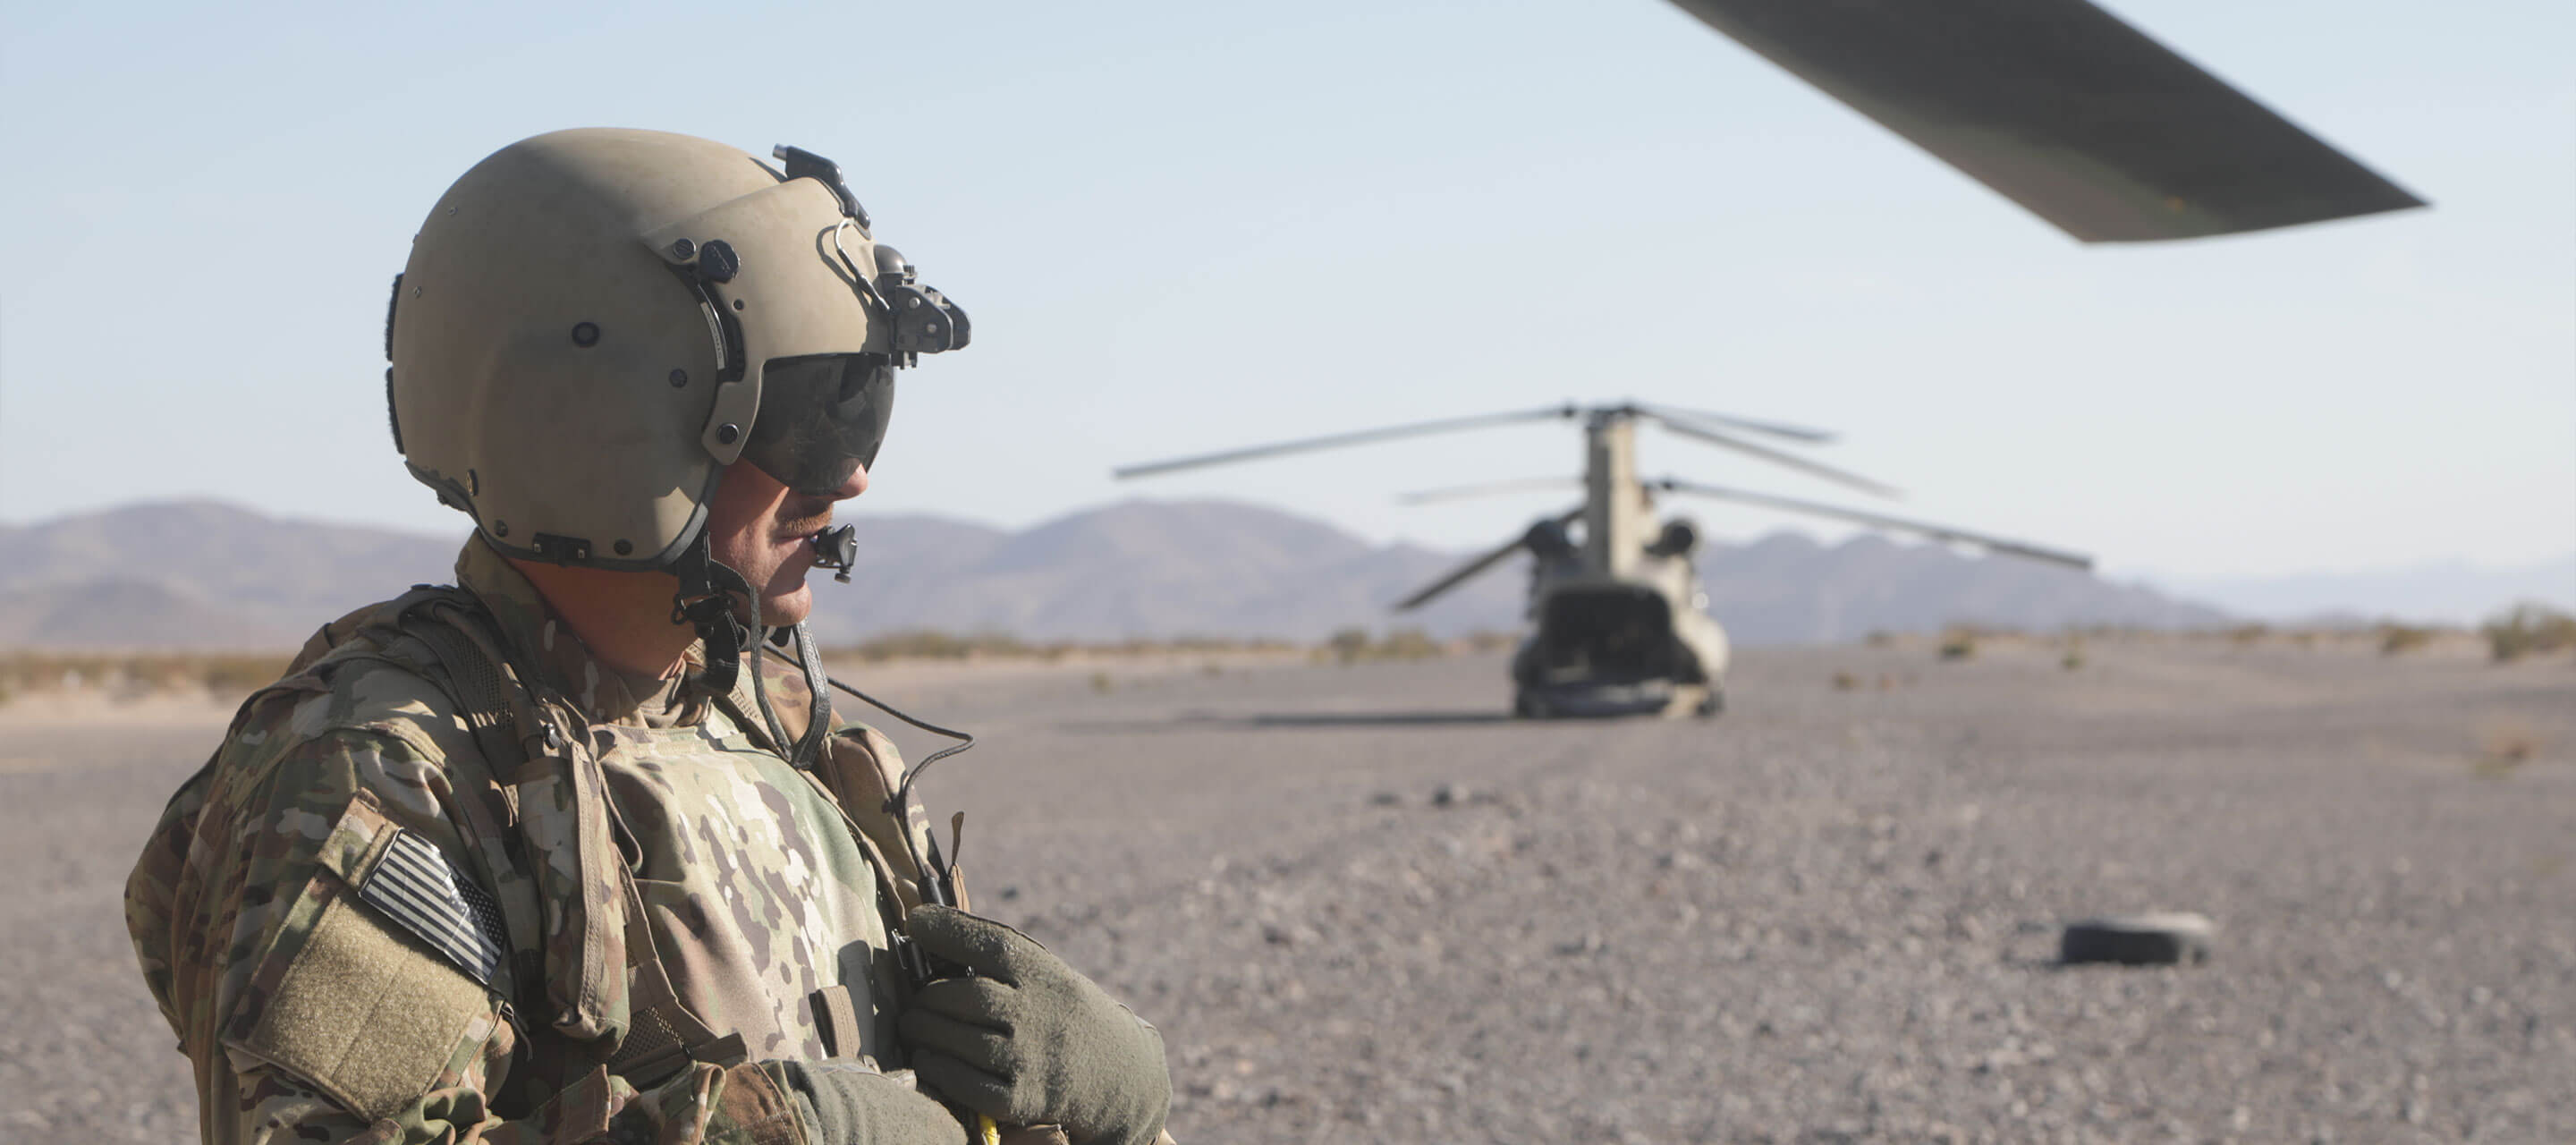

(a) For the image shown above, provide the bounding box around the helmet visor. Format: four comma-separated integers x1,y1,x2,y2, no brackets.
743,353,896,495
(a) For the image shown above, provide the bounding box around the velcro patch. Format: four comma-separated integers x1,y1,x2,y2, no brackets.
358,828,505,984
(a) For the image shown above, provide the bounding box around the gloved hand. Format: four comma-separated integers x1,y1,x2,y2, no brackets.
760,1058,971,1145
899,906,1172,1145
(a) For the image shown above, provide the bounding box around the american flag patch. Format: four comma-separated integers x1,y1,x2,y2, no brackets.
357,828,506,985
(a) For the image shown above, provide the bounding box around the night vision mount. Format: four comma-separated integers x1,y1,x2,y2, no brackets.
773,144,870,231
775,144,971,362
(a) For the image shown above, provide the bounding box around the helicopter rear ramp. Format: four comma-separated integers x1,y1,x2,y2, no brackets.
1514,585,1717,717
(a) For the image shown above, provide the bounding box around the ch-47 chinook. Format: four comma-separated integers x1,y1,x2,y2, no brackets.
1114,403,2091,719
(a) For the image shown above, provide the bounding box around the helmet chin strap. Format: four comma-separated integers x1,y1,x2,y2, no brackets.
669,534,757,707
673,522,985,884
669,532,831,769
757,623,834,771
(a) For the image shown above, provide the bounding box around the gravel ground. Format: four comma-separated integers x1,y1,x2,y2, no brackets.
4,640,2571,1142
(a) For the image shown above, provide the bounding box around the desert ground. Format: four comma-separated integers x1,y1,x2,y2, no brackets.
4,638,2570,1143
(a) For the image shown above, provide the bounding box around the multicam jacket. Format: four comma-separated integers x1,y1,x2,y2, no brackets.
125,539,943,1143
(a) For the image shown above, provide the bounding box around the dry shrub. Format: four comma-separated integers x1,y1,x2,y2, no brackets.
1377,628,1442,661
835,630,1011,661
2473,727,2541,778
2227,623,2270,648
0,650,292,706
1320,627,1445,665
827,631,1294,665
2481,602,2576,663
199,654,292,694
1936,630,1977,662
2378,623,2438,656
1096,634,1293,657
1832,671,1860,691
840,630,1039,661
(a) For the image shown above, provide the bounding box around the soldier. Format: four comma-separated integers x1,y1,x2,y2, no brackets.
124,129,1172,1145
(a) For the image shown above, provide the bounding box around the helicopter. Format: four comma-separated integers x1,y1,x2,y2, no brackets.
1114,403,2090,718
1106,0,2414,717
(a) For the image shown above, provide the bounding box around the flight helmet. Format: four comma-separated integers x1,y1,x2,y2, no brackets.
387,127,967,571
386,128,969,726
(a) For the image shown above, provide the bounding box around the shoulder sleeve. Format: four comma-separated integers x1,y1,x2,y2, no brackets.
143,678,821,1144
150,711,814,1140
223,1049,804,1145
127,656,513,1124
174,713,504,1108
179,682,487,1033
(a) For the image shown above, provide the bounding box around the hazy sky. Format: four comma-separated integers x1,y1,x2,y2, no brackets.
3,0,2569,585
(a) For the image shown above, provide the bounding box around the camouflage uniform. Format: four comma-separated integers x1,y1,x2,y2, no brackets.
126,538,943,1143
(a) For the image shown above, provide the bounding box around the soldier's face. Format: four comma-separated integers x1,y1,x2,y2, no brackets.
705,457,869,626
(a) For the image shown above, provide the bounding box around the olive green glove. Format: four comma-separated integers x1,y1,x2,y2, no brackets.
760,1059,971,1145
899,906,1172,1145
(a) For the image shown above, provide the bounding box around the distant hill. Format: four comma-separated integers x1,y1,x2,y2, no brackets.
0,498,2229,649
2169,556,2576,626
801,500,1520,641
0,579,291,649
1704,532,2227,644
0,501,463,649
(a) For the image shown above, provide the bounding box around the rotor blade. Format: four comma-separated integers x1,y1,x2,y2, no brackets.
1653,479,2092,571
1651,413,1902,499
1394,506,1585,612
1394,536,1530,613
1395,477,1580,505
1114,405,1578,479
1665,0,2426,242
1632,403,1836,444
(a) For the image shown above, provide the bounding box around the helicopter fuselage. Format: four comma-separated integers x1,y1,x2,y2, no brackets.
1511,554,1730,719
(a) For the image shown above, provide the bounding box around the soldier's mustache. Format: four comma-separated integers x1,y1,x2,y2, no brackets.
775,500,836,540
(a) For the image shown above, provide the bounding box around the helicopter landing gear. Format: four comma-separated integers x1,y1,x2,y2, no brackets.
1667,683,1721,719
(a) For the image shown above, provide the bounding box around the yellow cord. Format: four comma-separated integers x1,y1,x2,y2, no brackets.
945,829,999,1145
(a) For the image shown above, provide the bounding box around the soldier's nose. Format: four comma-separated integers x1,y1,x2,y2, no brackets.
833,463,869,501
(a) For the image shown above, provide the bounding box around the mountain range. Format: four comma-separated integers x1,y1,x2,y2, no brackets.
0,498,2228,650
2170,556,2576,627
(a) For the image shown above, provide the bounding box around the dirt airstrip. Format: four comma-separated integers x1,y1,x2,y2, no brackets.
3,640,2570,1142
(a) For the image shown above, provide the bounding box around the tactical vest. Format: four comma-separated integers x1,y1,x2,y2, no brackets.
267,586,945,1109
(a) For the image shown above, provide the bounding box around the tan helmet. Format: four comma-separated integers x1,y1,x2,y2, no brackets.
387,128,968,571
